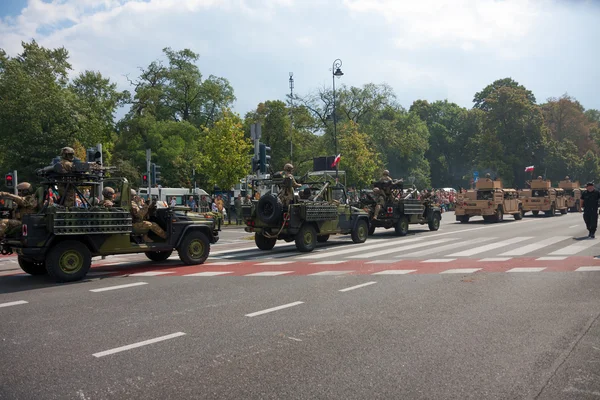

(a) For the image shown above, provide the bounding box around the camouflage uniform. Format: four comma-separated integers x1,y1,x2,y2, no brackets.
279,163,302,207
372,187,386,220
0,183,38,238
101,187,115,208
56,147,76,207
130,190,166,242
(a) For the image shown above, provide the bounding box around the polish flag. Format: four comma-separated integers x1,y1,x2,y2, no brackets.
524,165,534,172
331,154,341,168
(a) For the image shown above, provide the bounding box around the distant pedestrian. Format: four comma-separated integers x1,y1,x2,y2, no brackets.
235,194,243,225
186,196,197,211
170,197,177,208
581,182,600,238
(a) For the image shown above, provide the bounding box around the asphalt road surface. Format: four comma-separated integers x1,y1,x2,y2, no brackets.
2,212,600,399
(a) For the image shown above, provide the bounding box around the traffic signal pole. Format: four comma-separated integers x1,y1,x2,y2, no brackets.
146,148,151,199
13,170,18,195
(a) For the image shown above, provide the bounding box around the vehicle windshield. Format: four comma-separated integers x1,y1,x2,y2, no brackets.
564,189,574,196
532,190,548,197
477,190,494,200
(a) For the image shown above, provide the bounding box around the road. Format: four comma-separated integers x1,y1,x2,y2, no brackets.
1,212,600,399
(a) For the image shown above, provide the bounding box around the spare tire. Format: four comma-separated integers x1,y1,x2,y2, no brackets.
257,194,283,224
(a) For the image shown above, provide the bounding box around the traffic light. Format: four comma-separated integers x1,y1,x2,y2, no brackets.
259,142,271,174
142,173,149,185
5,172,14,188
86,147,102,164
151,163,161,186
251,156,260,172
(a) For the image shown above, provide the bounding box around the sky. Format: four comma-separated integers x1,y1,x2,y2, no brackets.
0,0,599,117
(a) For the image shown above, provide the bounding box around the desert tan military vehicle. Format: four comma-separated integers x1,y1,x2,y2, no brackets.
558,178,582,212
455,178,523,223
518,178,568,216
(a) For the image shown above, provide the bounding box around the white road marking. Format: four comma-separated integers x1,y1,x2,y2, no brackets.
245,301,304,317
93,332,186,358
569,225,580,229
422,258,456,263
366,260,401,264
90,282,148,292
184,271,233,277
499,236,571,256
98,262,123,266
549,239,599,256
206,262,241,266
347,238,456,259
128,271,175,277
536,256,567,261
245,271,294,276
298,237,424,260
255,261,295,266
507,267,546,273
576,266,600,272
372,269,416,275
310,261,346,265
339,281,377,292
308,270,353,276
440,268,482,274
398,237,495,258
448,237,533,257
0,300,28,308
479,257,512,262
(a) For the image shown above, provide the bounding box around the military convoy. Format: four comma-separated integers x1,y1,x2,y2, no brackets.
455,177,523,223
519,178,568,217
0,161,219,282
558,178,582,212
243,173,370,252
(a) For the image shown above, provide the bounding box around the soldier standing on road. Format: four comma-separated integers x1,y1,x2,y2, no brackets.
0,182,38,239
580,182,600,239
279,163,302,207
372,187,386,220
130,189,167,242
100,187,115,208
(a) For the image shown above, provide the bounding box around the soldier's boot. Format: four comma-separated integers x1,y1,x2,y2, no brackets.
151,223,167,239
373,205,381,220
142,234,154,243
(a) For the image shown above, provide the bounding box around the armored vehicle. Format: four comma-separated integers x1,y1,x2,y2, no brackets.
242,174,370,252
358,181,442,236
0,162,218,282
455,178,523,223
558,178,582,212
518,178,568,216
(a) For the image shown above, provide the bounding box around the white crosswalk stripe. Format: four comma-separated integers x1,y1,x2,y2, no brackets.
398,237,495,258
346,238,457,259
499,236,571,256
297,237,424,260
447,237,533,257
549,239,598,256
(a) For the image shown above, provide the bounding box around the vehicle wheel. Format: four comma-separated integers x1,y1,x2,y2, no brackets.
351,219,369,243
458,216,470,223
368,223,376,236
317,235,330,243
560,208,567,215
255,233,277,250
483,216,493,222
496,207,504,223
17,256,46,276
145,250,173,262
45,241,92,282
532,211,539,216
546,205,555,217
428,212,441,231
256,195,283,225
513,208,523,220
295,224,317,252
178,231,210,265
394,216,409,236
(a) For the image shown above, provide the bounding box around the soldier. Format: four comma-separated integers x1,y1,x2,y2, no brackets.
234,194,242,225
372,187,386,220
565,176,571,181
0,182,38,239
537,176,543,180
380,170,393,183
54,146,77,207
101,187,115,208
130,189,166,242
485,173,491,179
279,163,302,207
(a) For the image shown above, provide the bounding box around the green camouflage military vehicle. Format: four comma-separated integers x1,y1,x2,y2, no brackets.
242,174,370,252
359,181,442,236
0,162,218,282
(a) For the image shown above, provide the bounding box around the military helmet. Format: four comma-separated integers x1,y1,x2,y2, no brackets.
485,173,491,178
565,176,570,180
61,147,75,159
284,163,294,172
373,187,381,193
16,182,32,195
102,187,115,198
383,170,390,176
130,189,137,197
537,176,543,180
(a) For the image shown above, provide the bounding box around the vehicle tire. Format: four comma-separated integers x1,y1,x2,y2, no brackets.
428,212,441,231
483,216,493,222
458,216,470,223
145,250,173,262
255,233,277,250
368,223,376,236
45,241,92,282
178,231,210,265
295,224,317,252
394,216,409,236
496,207,504,223
560,208,567,215
317,235,330,243
17,256,47,276
513,207,523,220
546,204,555,217
532,211,539,216
351,219,369,243
256,194,283,225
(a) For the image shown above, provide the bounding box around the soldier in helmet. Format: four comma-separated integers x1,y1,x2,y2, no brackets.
279,163,302,207
0,182,38,239
54,146,78,207
565,176,571,181
101,187,115,208
380,170,393,183
485,173,491,179
372,187,386,220
130,189,166,242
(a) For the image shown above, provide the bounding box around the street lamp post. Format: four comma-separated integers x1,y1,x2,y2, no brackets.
289,72,294,164
331,59,343,178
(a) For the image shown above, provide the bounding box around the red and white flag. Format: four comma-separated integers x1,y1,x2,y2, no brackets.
331,154,341,168
524,165,534,172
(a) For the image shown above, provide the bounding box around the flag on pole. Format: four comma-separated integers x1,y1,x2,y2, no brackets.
524,165,534,172
331,154,341,168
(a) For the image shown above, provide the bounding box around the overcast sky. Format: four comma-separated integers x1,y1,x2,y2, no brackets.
1,0,598,116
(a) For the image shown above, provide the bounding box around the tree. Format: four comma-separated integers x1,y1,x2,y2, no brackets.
578,150,600,185
337,122,382,188
473,77,536,111
541,94,595,155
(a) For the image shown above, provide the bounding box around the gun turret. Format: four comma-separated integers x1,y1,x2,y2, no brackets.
37,161,116,182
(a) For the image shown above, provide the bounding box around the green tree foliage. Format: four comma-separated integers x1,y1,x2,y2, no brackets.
337,122,383,188
473,77,536,111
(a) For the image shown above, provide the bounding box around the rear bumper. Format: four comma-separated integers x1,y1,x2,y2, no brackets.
455,208,496,217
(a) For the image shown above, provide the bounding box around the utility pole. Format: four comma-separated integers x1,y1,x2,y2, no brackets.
146,148,151,199
289,72,294,164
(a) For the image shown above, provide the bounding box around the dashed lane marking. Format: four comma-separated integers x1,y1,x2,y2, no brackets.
93,332,186,358
205,262,241,266
507,267,547,273
245,301,304,317
372,269,417,275
339,281,377,292
245,271,294,276
183,271,233,277
576,266,600,272
308,270,353,276
310,261,347,265
128,271,175,277
90,282,148,292
0,300,28,308
479,258,512,262
255,261,295,266
440,268,482,274
422,259,456,263
536,257,567,261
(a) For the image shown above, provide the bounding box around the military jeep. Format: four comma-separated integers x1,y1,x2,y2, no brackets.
243,175,370,252
0,166,218,282
455,178,523,223
518,178,568,217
